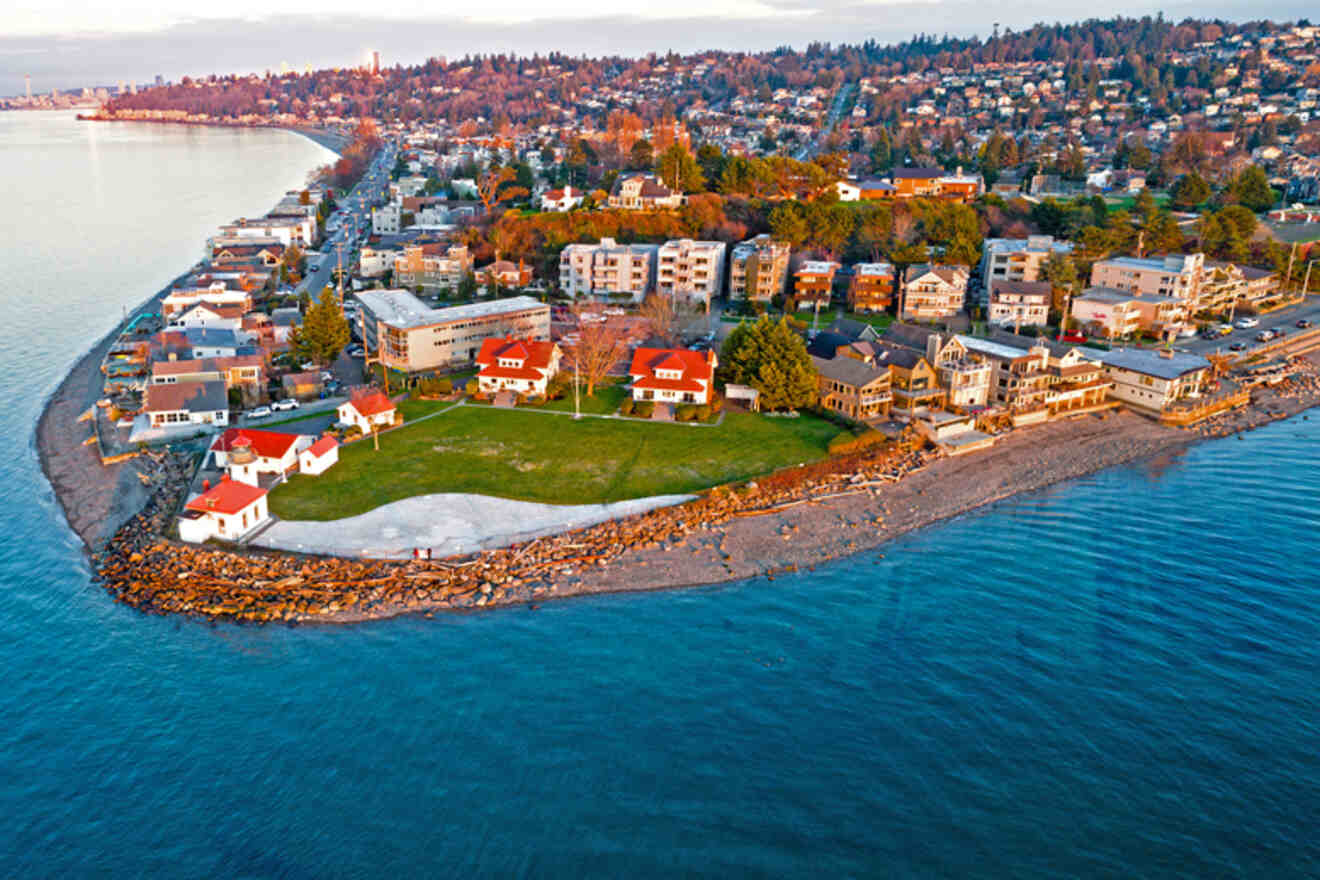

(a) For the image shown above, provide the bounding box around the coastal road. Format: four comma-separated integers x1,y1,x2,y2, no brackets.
1179,296,1320,359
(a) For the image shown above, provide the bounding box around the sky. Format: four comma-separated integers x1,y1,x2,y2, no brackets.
2,0,1313,97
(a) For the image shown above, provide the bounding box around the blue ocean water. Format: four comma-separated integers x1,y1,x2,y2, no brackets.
3,112,1320,878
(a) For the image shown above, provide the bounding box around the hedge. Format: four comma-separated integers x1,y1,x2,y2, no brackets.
827,429,890,456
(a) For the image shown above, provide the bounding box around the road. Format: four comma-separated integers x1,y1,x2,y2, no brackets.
795,83,853,160
1178,296,1320,359
296,141,398,298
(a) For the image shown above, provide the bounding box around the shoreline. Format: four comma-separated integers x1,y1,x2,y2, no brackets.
77,113,349,156
79,360,1320,624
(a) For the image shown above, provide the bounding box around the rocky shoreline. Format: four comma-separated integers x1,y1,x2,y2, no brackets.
71,357,1320,624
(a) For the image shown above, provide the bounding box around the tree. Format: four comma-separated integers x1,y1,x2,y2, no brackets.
565,306,628,398
639,293,684,345
869,129,893,173
629,139,654,170
289,287,351,366
1169,172,1211,210
654,144,705,193
1228,165,1277,213
476,165,529,213
717,316,817,412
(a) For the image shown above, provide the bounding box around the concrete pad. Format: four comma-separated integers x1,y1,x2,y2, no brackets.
251,492,696,559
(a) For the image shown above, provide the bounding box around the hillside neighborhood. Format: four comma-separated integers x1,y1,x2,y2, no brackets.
74,16,1320,551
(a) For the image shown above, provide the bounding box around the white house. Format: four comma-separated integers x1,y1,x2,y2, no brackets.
628,347,717,406
298,435,340,475
170,303,245,333
210,428,311,484
177,476,269,544
142,380,229,430
337,391,397,433
475,337,562,397
540,185,584,212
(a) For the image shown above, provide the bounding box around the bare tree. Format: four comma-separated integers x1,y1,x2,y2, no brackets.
565,304,629,408
639,293,682,345
475,166,528,214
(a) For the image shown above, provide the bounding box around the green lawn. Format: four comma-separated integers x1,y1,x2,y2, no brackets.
537,383,628,414
268,405,843,519
844,312,895,330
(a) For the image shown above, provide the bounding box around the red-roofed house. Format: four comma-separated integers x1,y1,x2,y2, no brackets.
539,185,583,212
298,435,340,476
337,391,397,434
210,428,310,482
629,347,717,406
475,337,562,397
177,476,269,543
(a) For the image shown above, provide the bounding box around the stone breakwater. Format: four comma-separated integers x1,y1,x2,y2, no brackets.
92,432,935,623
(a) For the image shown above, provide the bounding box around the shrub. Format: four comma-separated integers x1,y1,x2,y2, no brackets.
675,404,697,422
709,395,724,413
619,398,635,416
695,404,712,422
436,378,452,394
344,426,363,440
633,401,655,418
827,429,890,456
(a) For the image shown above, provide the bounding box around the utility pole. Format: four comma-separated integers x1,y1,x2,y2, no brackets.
1285,242,1298,293
1304,260,1317,299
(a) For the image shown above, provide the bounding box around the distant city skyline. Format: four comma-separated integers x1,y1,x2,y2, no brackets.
3,1,1315,98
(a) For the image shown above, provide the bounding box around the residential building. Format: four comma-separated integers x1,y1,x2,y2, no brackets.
355,290,550,372
210,428,310,482
847,262,896,313
728,235,791,302
298,436,339,476
392,244,474,292
607,173,684,210
281,370,324,400
177,476,269,544
1201,261,1280,311
359,244,399,278
987,279,1052,327
152,355,264,403
142,379,229,429
479,260,533,291
890,167,983,201
540,185,584,212
628,347,717,406
901,264,969,320
216,215,315,248
1033,338,1112,416
957,335,1053,412
372,202,402,235
475,337,562,397
1071,287,1188,340
559,238,659,301
1090,253,1205,309
875,346,945,415
656,239,727,306
792,260,839,309
978,235,1074,286
161,283,251,318
810,355,892,421
337,390,397,433
211,242,285,266
169,303,246,333
835,178,898,201
1087,347,1211,413
924,333,993,409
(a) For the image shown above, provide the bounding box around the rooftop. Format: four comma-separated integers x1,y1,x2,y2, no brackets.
356,290,547,329
1085,346,1211,379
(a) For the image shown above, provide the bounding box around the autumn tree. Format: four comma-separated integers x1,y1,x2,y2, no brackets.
565,305,629,400
289,287,351,366
476,165,529,213
639,293,685,345
654,144,705,193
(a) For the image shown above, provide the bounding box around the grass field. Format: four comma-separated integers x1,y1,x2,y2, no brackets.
268,404,843,519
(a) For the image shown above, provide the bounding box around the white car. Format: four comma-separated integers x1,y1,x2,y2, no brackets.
248,406,272,419
1236,317,1260,329
271,399,300,412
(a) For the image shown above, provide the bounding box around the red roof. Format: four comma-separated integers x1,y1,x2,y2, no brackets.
185,477,267,516
629,347,715,387
475,337,557,372
210,428,301,459
347,391,395,418
304,435,338,458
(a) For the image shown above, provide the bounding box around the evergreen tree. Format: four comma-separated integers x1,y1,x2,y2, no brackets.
1169,172,1211,210
1228,165,1277,212
717,317,818,411
289,287,351,366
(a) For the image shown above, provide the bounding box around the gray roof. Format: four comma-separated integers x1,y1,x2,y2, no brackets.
184,328,243,348
1087,347,1211,380
356,290,547,330
811,355,889,387
957,334,1038,361
1076,286,1139,304
144,379,228,414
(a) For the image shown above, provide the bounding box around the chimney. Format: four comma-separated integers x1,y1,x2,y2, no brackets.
202,479,210,491
926,333,941,364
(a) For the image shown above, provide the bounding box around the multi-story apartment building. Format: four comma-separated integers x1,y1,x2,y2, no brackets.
792,260,839,309
847,262,896,313
606,174,684,210
728,235,791,302
656,239,727,307
987,279,1052,327
1200,261,1280,312
558,238,659,301
901,264,969,320
957,335,1053,412
355,290,550,373
392,244,474,292
1071,287,1189,340
216,215,316,248
979,235,1074,288
1090,253,1204,310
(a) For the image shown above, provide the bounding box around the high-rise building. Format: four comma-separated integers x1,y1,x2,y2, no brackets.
25,74,31,100
154,74,164,87
371,51,381,75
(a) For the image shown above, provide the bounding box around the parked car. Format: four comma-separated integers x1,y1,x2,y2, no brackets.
1256,330,1275,342
271,399,300,412
248,406,273,419
1229,342,1247,352
1217,324,1234,335
1297,319,1312,329
345,344,365,357
1236,317,1260,329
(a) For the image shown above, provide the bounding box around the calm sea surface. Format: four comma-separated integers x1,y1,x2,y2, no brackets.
2,111,1319,878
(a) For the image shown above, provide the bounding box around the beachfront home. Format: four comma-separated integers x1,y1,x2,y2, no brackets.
298,436,340,476
987,280,1052,328
957,335,1053,414
1090,253,1205,310
142,380,229,430
1087,348,1211,414
901,264,969,321
810,355,892,421
847,263,896,313
475,337,562,398
169,303,246,333
337,391,397,434
629,347,717,406
161,282,251,318
177,476,269,544
924,333,993,409
1071,288,1189,341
